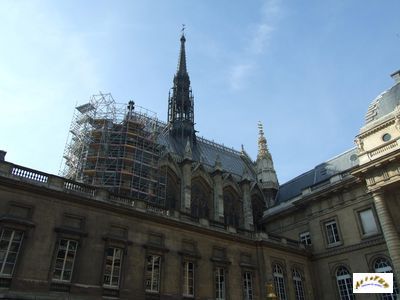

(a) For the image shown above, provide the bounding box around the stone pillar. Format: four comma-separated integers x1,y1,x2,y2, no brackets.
212,171,224,221
240,180,254,230
372,191,400,283
181,159,192,213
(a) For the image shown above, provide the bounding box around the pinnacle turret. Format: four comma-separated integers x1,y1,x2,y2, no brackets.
257,121,271,160
256,122,279,206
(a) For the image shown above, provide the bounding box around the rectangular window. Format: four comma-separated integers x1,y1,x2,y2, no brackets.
52,239,78,282
145,255,161,293
0,228,23,276
359,209,378,235
215,267,226,300
243,271,253,300
299,231,311,245
325,220,340,245
103,247,123,288
183,261,194,297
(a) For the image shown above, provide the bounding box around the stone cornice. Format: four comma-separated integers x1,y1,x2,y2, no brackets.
358,118,395,139
311,236,385,260
352,148,400,176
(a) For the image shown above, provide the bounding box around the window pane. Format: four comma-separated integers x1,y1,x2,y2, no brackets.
2,263,13,275
299,232,311,245
52,239,78,282
326,221,340,244
183,261,195,297
145,255,161,292
215,267,225,300
336,267,354,300
0,229,23,276
293,269,305,300
103,247,123,288
273,264,287,300
359,209,378,235
243,272,253,300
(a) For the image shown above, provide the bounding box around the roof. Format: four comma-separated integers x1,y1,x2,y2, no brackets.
365,81,400,125
158,133,256,179
275,148,359,204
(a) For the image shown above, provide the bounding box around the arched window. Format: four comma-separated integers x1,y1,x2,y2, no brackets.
164,167,180,210
223,187,242,228
273,264,287,300
374,257,399,300
292,269,305,300
251,194,264,231
191,178,211,219
336,266,354,300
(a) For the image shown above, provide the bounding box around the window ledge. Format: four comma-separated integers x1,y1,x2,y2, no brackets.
326,241,343,248
55,226,88,237
0,215,35,228
360,232,380,240
178,250,201,259
210,257,231,265
103,235,132,246
143,244,169,253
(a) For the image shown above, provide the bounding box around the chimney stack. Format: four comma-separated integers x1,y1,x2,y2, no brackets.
390,69,400,84
0,150,6,161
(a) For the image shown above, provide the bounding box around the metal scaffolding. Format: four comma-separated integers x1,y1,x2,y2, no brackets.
61,92,166,205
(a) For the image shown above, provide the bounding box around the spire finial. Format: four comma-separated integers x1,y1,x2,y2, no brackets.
178,26,187,73
257,121,269,158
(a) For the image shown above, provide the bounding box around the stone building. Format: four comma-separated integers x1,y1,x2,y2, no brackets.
0,32,399,300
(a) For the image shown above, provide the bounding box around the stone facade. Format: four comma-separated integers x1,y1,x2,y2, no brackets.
0,161,311,299
0,32,399,300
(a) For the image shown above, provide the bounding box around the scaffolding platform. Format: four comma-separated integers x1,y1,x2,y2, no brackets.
60,93,166,206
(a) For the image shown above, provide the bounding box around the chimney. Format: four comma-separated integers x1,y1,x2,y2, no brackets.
390,69,400,84
0,150,6,161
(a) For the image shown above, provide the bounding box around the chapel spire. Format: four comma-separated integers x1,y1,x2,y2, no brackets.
167,27,196,144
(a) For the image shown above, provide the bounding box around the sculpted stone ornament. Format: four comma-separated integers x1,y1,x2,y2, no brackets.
184,138,192,160
266,282,277,299
395,105,400,131
355,137,364,152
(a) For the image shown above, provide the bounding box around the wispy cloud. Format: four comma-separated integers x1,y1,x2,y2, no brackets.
230,62,254,91
229,0,282,90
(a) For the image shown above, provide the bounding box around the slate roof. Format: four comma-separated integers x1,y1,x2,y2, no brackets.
365,81,400,125
275,147,359,204
158,133,256,179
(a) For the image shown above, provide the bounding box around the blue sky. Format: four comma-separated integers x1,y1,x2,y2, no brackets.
0,0,399,183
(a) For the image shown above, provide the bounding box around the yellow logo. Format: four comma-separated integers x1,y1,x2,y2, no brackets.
353,273,393,293
355,275,390,289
